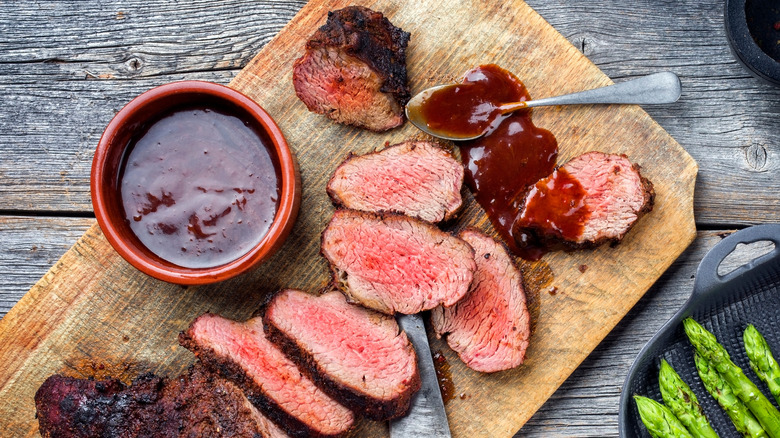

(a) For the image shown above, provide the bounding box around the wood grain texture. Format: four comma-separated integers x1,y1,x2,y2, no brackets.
0,0,777,224
0,227,747,438
0,0,307,213
0,217,94,314
0,0,697,437
522,231,743,437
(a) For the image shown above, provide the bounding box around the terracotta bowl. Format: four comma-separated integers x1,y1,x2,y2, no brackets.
91,81,301,285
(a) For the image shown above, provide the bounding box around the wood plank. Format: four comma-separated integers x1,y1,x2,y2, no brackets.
522,230,773,437
0,217,94,315
0,0,777,224
529,1,780,226
0,0,696,437
0,227,756,437
0,0,307,213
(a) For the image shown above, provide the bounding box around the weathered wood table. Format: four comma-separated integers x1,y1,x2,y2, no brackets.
1,0,778,436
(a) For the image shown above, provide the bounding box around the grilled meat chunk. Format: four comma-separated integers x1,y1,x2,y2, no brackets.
264,289,420,420
515,151,655,247
321,209,476,314
292,6,410,131
179,313,354,438
327,140,464,223
432,229,530,373
34,364,288,438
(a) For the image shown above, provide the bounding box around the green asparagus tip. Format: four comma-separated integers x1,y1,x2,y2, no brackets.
660,357,719,438
684,318,726,360
635,395,694,438
744,324,780,407
683,317,706,339
687,318,780,438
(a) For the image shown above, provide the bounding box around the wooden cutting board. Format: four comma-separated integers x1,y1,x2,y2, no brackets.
0,0,697,436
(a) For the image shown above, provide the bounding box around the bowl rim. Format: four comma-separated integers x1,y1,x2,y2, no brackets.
91,80,300,285
725,0,780,85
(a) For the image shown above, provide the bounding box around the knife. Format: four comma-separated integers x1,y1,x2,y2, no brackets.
390,313,452,437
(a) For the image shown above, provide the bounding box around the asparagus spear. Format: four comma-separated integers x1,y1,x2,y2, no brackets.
744,324,780,406
634,395,694,438
695,352,768,438
659,359,720,438
684,317,780,438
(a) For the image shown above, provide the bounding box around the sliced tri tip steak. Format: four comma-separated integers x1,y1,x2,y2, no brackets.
321,209,476,315
432,229,530,373
263,289,420,420
179,313,354,438
515,151,655,248
292,6,410,131
327,140,464,223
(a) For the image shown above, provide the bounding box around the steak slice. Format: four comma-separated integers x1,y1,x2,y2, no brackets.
35,364,288,438
327,140,464,223
179,313,354,438
292,6,410,131
431,229,530,373
321,209,476,314
264,289,420,420
515,151,655,247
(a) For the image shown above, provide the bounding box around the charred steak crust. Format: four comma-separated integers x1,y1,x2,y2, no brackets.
178,336,306,438
292,6,410,131
36,374,125,438
35,365,280,438
178,323,348,438
307,6,410,105
326,140,465,223
262,290,421,421
320,209,476,314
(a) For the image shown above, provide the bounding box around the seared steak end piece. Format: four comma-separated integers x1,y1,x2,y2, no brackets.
263,289,420,420
34,364,288,438
327,140,464,223
432,229,530,373
293,6,410,131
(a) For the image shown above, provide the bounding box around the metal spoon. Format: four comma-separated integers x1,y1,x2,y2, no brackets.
405,71,682,141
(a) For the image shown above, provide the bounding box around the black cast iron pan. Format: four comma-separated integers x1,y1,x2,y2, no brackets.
725,0,780,86
619,224,780,437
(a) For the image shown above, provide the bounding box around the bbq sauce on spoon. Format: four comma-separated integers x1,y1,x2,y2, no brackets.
443,65,559,260
417,66,519,139
119,105,280,269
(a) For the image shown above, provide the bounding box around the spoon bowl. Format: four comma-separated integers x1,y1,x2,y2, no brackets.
405,71,681,141
405,85,482,141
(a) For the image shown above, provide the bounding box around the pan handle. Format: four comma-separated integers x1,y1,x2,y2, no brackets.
692,224,780,299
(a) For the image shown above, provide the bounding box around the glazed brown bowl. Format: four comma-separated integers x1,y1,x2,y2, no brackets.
91,81,301,285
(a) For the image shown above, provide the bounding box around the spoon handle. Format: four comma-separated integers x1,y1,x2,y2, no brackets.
521,71,681,109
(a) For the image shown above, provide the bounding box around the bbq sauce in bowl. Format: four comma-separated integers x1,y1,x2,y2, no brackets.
452,65,559,260
118,105,280,269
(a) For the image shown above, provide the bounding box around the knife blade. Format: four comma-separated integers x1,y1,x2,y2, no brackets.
390,313,452,437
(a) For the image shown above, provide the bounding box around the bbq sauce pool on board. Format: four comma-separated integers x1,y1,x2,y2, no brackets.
421,64,589,260
118,105,280,269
